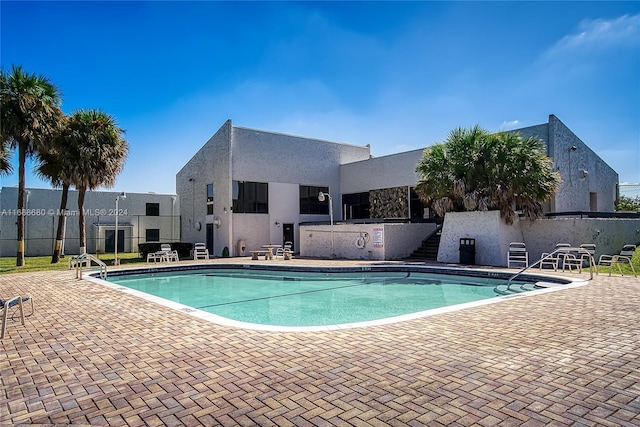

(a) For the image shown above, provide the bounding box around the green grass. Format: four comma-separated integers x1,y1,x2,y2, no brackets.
594,248,640,277
0,253,145,274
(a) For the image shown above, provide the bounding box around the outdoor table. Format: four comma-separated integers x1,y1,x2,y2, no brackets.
261,244,281,260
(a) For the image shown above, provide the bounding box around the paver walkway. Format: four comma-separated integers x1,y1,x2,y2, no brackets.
1,259,639,426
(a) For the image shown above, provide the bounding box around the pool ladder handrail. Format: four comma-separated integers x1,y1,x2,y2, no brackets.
507,247,594,288
71,253,108,280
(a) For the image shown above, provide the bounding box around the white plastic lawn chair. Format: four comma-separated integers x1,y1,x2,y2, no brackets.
507,242,528,268
597,245,637,277
193,243,209,260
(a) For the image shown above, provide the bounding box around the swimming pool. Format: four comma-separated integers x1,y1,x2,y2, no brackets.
101,265,583,331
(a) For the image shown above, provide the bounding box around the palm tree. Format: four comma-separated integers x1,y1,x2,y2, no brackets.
415,125,561,224
36,114,76,263
66,109,128,254
0,141,12,175
1,65,63,266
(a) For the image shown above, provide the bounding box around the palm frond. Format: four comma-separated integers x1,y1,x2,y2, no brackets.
415,126,560,223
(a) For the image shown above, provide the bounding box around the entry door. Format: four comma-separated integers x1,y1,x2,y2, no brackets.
282,223,294,251
206,223,214,256
105,229,125,253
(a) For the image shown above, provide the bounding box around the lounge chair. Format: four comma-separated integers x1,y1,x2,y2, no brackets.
146,251,163,262
147,244,177,263
563,244,596,273
163,250,179,262
193,243,209,260
1,296,34,339
539,243,572,271
507,242,528,268
597,245,637,277
276,241,293,259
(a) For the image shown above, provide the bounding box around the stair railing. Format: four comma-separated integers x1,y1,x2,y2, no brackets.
71,253,108,280
507,247,594,288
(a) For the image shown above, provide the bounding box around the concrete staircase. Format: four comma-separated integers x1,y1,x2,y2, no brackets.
407,227,442,261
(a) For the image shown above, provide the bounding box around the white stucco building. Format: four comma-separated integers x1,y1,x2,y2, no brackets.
177,114,619,259
0,187,179,257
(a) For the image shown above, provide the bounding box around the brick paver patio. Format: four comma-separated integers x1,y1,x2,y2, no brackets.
1,259,639,426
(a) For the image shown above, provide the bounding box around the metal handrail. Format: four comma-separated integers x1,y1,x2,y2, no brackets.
72,253,108,280
507,247,594,287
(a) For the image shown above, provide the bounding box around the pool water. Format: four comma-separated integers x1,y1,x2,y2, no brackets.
108,269,533,327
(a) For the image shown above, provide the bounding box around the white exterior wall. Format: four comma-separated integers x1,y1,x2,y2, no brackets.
0,187,179,257
340,149,423,193
177,120,232,257
300,222,436,260
231,126,370,186
520,218,640,262
516,115,618,212
437,210,639,267
438,211,525,266
176,121,371,257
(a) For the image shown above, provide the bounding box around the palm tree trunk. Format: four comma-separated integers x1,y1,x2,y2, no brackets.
16,142,27,266
51,183,69,263
78,187,87,254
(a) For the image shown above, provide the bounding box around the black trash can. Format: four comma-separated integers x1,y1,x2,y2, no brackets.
459,238,476,265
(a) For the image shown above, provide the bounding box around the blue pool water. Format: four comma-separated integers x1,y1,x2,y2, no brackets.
106,267,546,328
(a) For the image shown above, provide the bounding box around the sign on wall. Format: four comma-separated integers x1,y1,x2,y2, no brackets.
373,227,384,248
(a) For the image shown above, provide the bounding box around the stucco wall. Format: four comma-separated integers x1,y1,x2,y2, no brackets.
177,121,371,257
521,218,640,262
340,149,423,194
231,214,271,256
232,126,370,186
177,120,232,256
0,187,179,257
516,115,618,212
437,210,639,267
548,115,617,212
300,222,436,260
438,211,525,266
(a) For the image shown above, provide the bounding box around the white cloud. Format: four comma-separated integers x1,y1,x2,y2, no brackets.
499,120,520,130
543,14,640,59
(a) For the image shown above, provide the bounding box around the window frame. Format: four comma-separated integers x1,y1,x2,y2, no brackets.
232,181,269,214
145,228,160,242
207,183,214,215
146,202,160,217
300,185,329,215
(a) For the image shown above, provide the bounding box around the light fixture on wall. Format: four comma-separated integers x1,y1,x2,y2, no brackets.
570,145,577,151
213,217,221,228
580,169,589,179
274,221,281,227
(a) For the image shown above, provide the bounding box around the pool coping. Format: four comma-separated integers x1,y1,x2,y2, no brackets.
86,263,589,332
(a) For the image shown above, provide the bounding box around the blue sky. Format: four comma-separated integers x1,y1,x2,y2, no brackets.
2,1,639,197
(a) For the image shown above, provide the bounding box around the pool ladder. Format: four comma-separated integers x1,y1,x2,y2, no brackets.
70,253,108,280
507,247,594,289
